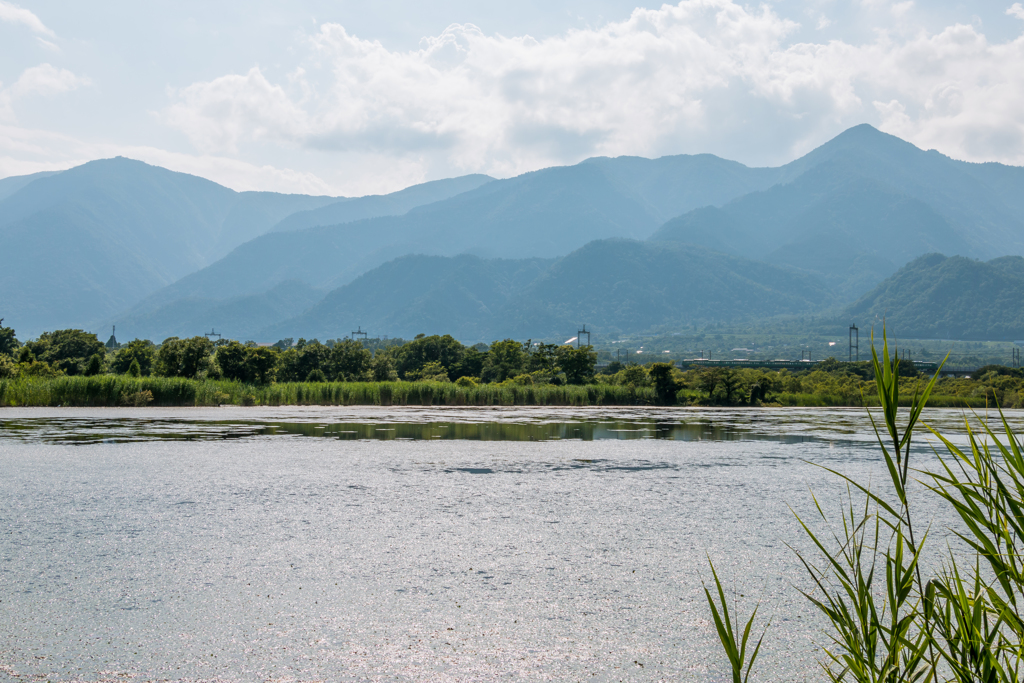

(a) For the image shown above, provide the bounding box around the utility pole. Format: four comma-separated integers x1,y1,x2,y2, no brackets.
849,324,859,362
204,328,221,341
577,324,590,349
1014,346,1020,369
351,327,368,342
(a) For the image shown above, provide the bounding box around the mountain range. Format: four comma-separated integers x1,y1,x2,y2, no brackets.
2,125,1023,343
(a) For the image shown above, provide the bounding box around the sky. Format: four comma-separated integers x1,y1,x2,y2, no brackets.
1,0,1023,196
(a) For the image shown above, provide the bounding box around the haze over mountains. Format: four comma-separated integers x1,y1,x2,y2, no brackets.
2,125,1023,343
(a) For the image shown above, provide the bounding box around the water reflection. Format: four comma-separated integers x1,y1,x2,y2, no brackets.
0,415,820,445
0,405,1013,448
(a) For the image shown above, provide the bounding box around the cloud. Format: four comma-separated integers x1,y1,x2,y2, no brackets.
0,1,54,36
0,123,336,195
1009,3,1024,21
156,0,1024,183
0,64,91,123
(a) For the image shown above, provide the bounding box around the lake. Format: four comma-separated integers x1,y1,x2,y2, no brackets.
0,406,1005,682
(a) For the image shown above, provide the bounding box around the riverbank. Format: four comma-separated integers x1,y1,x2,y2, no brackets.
0,375,991,408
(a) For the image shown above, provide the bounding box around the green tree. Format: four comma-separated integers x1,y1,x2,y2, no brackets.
111,340,156,376
83,353,104,376
245,347,279,384
0,322,19,357
0,354,19,378
26,329,104,375
127,359,142,377
526,342,559,374
480,339,527,383
450,347,486,380
156,336,214,378
371,352,398,381
276,340,330,382
329,339,372,381
648,362,680,404
215,341,249,381
393,334,467,380
556,345,597,385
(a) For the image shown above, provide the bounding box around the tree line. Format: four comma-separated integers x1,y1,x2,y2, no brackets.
4,324,1023,408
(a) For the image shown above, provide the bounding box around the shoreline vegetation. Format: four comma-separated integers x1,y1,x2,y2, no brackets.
1,327,1020,408
705,333,1024,681
0,374,999,408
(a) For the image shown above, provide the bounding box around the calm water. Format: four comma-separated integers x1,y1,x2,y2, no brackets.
0,406,1011,682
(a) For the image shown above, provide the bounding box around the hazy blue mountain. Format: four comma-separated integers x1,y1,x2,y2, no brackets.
650,126,1021,300
270,174,495,232
109,280,325,343
0,157,338,335
257,240,834,343
846,254,1024,340
131,153,786,318
577,154,782,223
0,170,61,202
497,239,836,339
774,124,1024,255
259,255,554,342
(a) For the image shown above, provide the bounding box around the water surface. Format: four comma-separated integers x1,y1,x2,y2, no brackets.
0,406,1007,682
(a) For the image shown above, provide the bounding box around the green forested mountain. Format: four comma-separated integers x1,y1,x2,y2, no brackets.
259,255,554,342
269,174,495,232
252,240,834,343
110,280,325,343
847,254,1024,340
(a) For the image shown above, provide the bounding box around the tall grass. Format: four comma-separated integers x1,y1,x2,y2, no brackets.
0,376,655,407
706,330,1024,680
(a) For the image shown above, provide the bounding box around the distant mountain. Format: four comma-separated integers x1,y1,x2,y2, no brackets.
9,124,1024,342
651,126,1023,300
846,254,1024,340
110,280,325,343
258,255,554,343
270,174,494,232
0,161,502,337
0,170,60,202
255,239,835,343
128,154,786,317
0,158,338,335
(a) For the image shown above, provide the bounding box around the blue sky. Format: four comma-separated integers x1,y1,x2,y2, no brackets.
2,0,1023,195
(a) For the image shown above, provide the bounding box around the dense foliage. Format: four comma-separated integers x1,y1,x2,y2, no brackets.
2,326,1023,408
848,253,1024,340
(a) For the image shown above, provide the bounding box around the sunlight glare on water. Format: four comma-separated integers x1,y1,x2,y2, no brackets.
0,406,1008,682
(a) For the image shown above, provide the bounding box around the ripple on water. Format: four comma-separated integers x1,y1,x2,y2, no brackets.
0,406,1007,681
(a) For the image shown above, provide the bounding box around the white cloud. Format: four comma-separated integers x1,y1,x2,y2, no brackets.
0,123,336,195
157,0,1024,183
0,64,91,124
11,64,90,97
0,0,53,36
1009,3,1024,21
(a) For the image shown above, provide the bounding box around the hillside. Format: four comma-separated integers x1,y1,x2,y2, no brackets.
253,240,835,343
650,128,1015,300
270,174,494,232
0,158,338,335
846,254,1024,340
109,280,325,343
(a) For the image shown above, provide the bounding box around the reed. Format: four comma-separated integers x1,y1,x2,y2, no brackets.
0,376,655,407
706,329,1024,680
